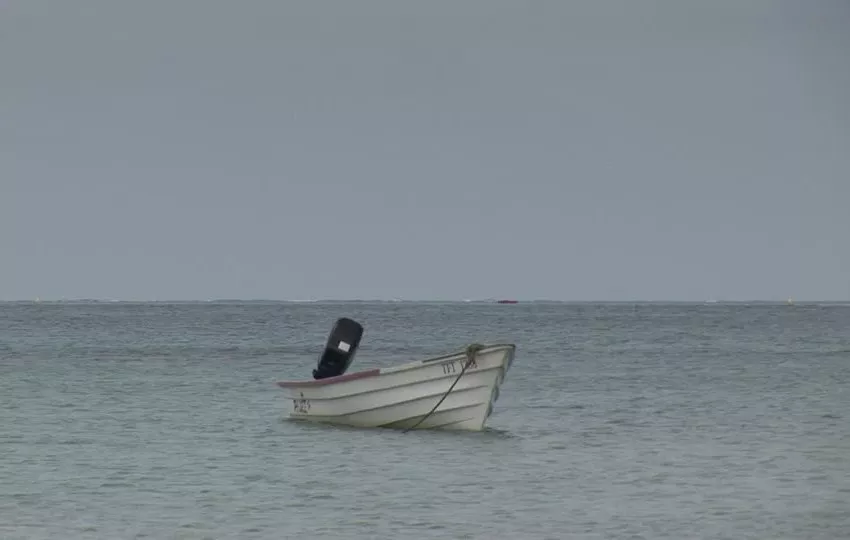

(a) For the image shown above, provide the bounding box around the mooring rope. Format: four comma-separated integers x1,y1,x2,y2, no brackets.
402,343,485,433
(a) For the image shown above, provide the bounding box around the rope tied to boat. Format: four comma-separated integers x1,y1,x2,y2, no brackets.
402,343,485,433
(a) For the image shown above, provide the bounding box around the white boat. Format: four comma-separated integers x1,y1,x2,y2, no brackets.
277,318,515,432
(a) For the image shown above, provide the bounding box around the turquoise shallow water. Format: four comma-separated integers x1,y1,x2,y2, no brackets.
1,301,849,539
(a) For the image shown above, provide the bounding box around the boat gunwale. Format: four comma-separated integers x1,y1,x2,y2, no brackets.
276,343,515,389
277,368,381,388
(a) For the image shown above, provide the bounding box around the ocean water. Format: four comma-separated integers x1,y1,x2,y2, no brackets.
1,301,849,540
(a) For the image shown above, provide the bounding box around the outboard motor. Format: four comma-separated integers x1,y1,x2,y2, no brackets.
312,317,364,380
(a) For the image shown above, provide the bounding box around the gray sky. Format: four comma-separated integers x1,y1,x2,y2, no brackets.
2,0,848,301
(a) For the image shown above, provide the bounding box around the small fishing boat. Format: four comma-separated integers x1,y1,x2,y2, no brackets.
277,317,515,431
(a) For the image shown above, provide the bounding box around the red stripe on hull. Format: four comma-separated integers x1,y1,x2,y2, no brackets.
277,368,381,388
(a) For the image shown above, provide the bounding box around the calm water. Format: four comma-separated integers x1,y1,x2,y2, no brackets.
1,301,849,539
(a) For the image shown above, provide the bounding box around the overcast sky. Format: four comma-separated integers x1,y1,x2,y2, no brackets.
1,0,848,301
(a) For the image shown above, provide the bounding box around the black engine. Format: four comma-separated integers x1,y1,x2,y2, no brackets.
312,317,364,380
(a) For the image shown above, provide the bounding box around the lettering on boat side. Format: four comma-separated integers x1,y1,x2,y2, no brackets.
441,357,477,375
293,392,311,414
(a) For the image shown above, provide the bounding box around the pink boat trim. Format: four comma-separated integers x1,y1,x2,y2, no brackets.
277,368,381,388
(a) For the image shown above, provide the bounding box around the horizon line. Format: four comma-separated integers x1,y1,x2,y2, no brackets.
2,297,847,304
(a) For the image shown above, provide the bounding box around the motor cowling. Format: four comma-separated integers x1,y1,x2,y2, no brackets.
312,317,364,380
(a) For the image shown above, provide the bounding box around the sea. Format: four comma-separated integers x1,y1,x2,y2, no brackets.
1,300,848,540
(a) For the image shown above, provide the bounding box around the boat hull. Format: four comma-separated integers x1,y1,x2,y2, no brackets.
277,343,515,431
